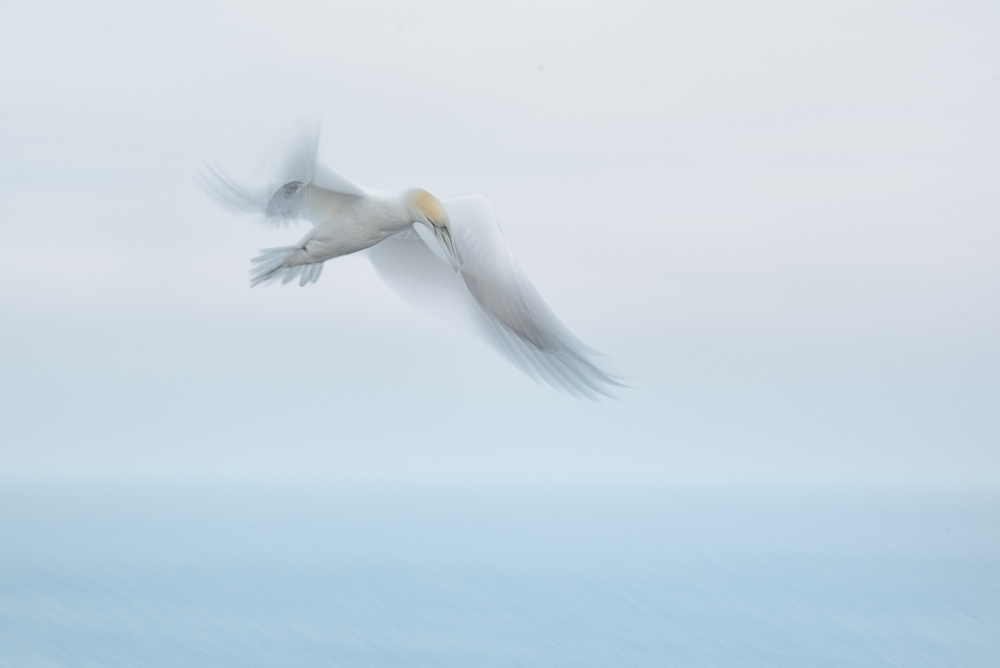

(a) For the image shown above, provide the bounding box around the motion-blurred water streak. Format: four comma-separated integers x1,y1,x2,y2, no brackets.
1,484,997,666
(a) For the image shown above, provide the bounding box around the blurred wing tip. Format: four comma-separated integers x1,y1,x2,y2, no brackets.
472,309,626,401
197,163,266,215
563,366,629,402
200,162,308,228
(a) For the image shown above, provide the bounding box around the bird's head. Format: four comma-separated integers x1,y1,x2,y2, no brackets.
408,189,462,271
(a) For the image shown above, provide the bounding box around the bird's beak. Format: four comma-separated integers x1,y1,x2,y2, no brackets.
436,225,462,272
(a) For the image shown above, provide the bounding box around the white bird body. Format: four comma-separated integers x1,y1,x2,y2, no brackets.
201,131,621,398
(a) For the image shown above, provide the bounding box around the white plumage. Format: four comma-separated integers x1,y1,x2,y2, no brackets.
200,129,621,399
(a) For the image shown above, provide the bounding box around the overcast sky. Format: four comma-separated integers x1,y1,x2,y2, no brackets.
1,0,998,485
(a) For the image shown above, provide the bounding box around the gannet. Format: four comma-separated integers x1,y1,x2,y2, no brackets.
200,129,622,399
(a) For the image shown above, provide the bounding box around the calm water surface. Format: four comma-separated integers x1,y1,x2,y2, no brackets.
1,484,998,666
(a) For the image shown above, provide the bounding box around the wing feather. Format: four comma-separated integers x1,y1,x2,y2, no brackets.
199,124,366,227
368,194,622,398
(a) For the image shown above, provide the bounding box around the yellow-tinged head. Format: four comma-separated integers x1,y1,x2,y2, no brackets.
407,189,462,271
412,189,446,224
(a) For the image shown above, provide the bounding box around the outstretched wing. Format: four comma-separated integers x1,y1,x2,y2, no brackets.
198,124,367,227
368,194,622,399
366,226,475,328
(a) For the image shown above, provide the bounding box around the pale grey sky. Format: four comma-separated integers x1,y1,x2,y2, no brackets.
1,0,998,485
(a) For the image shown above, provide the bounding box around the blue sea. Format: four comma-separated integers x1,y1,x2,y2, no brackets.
1,483,997,666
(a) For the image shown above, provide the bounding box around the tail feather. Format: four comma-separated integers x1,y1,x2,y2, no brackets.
250,246,324,288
